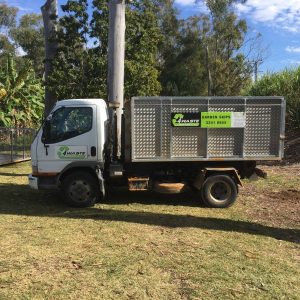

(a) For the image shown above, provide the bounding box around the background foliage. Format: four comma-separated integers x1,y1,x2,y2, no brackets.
0,3,44,128
48,0,162,101
247,68,300,129
0,0,299,129
0,55,44,128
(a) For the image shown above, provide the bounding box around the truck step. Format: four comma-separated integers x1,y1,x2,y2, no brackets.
153,182,186,194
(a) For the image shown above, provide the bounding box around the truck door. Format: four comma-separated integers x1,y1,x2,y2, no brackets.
36,105,98,174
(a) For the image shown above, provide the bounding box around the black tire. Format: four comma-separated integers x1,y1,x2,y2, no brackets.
201,175,237,208
62,171,99,207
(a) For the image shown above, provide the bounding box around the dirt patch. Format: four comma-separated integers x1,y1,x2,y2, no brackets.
263,163,300,172
259,129,300,166
280,129,300,165
242,178,300,227
284,129,300,164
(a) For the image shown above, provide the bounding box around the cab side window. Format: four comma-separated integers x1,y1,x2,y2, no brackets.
44,107,93,144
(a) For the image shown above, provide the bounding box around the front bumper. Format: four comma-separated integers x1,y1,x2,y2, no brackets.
28,174,38,190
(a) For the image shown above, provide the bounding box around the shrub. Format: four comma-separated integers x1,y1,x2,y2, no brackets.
247,68,300,129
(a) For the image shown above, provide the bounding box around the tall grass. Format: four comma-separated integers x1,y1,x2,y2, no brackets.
247,68,300,129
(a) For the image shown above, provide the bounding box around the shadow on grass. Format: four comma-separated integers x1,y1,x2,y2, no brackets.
104,187,202,207
0,172,29,177
0,183,299,244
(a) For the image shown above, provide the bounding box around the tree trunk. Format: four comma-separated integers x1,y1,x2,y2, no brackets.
205,45,212,96
41,0,58,117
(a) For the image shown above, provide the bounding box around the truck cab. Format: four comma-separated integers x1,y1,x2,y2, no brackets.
29,99,109,206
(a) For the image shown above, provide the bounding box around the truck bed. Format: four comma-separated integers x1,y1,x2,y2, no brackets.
127,97,285,162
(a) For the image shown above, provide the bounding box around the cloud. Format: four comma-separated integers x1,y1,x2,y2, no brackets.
175,0,209,14
175,0,195,6
175,0,300,32
235,0,300,33
15,6,33,12
282,59,300,65
2,1,33,11
286,46,300,53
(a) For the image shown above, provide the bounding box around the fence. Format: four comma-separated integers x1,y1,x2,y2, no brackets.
0,127,36,165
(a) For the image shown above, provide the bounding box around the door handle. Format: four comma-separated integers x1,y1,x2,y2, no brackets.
91,146,97,157
44,144,49,156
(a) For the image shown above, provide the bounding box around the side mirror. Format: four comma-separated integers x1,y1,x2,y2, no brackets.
42,119,51,144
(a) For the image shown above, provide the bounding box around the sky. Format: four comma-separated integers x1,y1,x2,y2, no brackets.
6,0,300,75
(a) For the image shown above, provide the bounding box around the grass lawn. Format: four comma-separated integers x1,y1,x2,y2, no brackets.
0,162,299,299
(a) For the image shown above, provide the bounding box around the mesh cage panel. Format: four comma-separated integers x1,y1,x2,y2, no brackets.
244,105,281,156
161,102,171,158
131,97,284,161
208,129,244,157
133,106,160,158
207,103,245,157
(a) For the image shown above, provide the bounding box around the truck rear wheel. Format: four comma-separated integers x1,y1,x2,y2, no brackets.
202,175,237,208
62,171,99,207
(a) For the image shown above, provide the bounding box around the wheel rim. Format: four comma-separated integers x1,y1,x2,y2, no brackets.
210,181,231,202
68,179,92,202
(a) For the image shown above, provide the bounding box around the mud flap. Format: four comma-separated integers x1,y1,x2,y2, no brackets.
96,169,105,198
193,167,243,191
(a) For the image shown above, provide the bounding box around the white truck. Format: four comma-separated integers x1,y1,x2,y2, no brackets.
28,96,285,208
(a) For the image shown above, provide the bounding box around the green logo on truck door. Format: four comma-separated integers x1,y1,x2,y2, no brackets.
56,146,87,160
57,146,70,159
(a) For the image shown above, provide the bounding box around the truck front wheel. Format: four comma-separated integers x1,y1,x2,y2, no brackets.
202,175,237,208
62,171,99,207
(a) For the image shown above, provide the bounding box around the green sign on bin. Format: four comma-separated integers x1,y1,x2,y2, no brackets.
170,112,245,128
201,112,232,128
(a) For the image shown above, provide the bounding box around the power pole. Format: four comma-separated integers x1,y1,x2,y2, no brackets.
108,0,126,160
41,0,58,117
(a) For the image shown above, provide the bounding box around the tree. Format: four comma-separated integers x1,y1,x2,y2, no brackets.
0,3,18,31
159,15,207,96
41,0,58,116
205,0,252,95
124,0,162,97
45,0,260,102
48,0,162,102
0,35,15,55
10,14,45,76
48,0,106,100
158,0,256,96
0,4,45,129
93,0,162,98
0,3,18,57
0,54,44,128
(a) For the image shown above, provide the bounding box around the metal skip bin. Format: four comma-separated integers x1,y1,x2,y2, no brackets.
130,97,286,162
